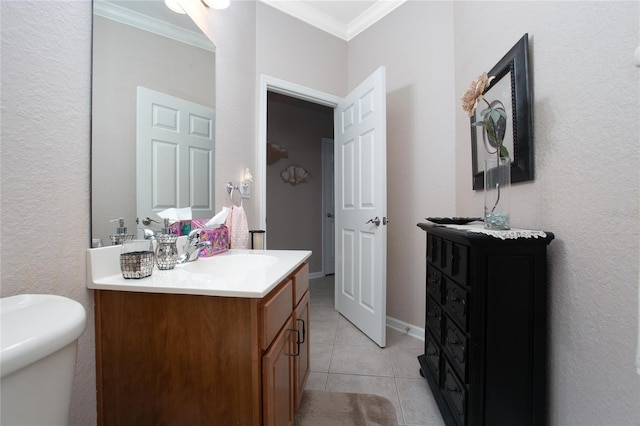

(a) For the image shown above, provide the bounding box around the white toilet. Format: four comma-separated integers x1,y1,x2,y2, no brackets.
1,294,87,425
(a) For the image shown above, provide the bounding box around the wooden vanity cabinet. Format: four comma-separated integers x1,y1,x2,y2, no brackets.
261,262,310,426
292,260,310,411
94,262,310,426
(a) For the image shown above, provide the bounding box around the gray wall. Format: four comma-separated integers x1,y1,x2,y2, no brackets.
266,93,333,273
1,0,638,424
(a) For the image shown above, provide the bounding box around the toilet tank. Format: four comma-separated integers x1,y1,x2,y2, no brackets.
1,294,87,425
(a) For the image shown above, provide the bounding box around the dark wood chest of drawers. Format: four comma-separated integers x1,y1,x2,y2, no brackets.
417,223,554,426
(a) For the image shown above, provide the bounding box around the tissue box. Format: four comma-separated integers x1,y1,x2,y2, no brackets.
197,225,230,257
169,219,209,236
169,220,191,236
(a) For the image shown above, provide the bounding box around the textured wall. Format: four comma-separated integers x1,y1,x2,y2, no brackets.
453,2,640,424
0,1,96,424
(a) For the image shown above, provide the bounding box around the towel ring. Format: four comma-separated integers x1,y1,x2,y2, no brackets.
226,182,241,207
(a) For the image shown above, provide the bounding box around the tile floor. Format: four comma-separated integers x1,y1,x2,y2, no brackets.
305,275,446,426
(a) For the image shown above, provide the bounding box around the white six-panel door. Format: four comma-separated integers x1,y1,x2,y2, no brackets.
334,67,387,347
137,87,215,223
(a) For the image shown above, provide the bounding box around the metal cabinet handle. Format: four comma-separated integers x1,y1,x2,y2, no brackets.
297,318,306,344
288,329,301,357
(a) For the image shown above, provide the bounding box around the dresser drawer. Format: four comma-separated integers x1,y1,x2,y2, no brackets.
444,241,468,286
424,334,441,384
426,266,443,304
260,279,293,350
444,316,468,382
444,278,468,331
426,297,443,343
426,234,442,265
443,362,466,426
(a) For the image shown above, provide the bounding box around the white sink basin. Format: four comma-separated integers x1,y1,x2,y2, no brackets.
182,254,278,275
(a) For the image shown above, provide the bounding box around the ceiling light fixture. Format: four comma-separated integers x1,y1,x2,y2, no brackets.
164,0,186,14
201,0,230,10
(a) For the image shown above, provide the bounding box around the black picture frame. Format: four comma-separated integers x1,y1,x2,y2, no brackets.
471,33,533,190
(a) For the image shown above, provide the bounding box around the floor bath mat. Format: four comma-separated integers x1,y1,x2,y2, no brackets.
294,390,397,426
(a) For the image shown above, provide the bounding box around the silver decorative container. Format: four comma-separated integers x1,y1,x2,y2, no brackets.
120,240,154,279
155,234,179,270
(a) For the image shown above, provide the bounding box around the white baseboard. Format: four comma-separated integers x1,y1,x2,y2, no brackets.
386,315,425,342
308,274,425,342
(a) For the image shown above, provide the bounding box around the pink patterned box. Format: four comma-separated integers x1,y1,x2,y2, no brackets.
169,219,209,236
197,225,230,257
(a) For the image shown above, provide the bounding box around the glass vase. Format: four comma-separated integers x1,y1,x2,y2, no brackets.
484,157,511,230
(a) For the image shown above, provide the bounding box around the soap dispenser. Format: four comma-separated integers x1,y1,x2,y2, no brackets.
109,218,134,245
155,218,178,270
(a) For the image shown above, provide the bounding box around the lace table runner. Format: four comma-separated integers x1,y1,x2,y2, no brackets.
438,223,547,240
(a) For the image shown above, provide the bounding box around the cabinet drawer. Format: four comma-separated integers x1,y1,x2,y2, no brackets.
444,278,468,331
444,316,468,382
426,297,443,343
441,240,468,286
424,334,441,385
426,266,442,304
293,263,309,307
260,279,293,350
443,362,466,426
427,234,441,265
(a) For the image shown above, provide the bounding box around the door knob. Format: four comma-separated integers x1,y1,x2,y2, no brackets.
327,213,334,218
366,217,381,226
140,217,159,226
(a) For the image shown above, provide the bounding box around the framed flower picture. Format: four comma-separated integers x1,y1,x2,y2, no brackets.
471,34,534,190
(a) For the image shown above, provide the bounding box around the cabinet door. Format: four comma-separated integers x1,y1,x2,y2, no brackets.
262,316,295,426
294,291,310,410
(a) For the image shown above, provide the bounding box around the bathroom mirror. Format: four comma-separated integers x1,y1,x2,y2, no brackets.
91,0,216,246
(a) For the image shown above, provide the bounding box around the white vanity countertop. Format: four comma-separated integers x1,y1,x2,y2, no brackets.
87,247,312,298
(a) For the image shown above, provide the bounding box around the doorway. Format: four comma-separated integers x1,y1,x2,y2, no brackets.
258,69,388,347
264,91,333,277
257,76,341,278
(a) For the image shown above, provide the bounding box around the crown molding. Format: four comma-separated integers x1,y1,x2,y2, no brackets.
93,1,215,52
346,0,405,40
260,0,406,41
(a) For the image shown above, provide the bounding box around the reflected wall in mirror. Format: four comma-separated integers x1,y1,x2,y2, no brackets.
91,0,216,247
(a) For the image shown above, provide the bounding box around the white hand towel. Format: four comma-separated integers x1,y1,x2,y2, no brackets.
225,205,249,249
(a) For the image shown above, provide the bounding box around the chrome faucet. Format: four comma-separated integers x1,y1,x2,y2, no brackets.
177,229,211,264
141,228,157,240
